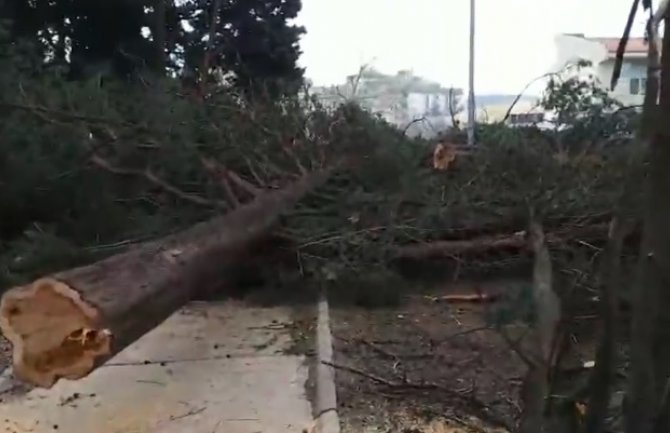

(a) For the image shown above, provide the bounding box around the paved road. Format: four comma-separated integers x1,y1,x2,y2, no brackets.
0,300,313,433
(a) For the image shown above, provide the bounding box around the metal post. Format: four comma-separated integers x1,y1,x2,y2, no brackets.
467,0,476,146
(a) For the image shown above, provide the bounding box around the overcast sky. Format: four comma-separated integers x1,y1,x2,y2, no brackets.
295,0,649,95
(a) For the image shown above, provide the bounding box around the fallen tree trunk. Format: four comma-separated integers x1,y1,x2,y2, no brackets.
396,232,529,260
394,222,626,260
0,169,331,388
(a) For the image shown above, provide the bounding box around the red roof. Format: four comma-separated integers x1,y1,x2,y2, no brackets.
588,37,647,54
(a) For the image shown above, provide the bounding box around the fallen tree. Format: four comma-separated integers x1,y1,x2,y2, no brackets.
0,168,332,388
393,222,637,261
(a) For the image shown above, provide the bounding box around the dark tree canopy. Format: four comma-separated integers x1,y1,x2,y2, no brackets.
177,0,305,97
0,0,304,95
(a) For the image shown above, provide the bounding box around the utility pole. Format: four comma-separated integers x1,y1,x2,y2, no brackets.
467,0,476,146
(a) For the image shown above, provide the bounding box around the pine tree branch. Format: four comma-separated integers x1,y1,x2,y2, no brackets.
90,154,227,208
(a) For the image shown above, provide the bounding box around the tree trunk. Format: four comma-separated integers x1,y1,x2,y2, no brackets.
0,169,330,388
201,0,222,87
396,232,529,259
517,218,564,433
394,222,616,261
150,0,167,73
586,217,630,433
625,8,670,433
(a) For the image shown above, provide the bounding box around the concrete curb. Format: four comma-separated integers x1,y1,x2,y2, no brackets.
0,367,17,393
315,296,341,433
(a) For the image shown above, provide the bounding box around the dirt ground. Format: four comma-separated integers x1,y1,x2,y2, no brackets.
330,278,595,433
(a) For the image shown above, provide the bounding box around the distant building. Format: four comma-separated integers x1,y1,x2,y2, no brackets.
455,94,551,128
311,69,463,138
554,33,647,106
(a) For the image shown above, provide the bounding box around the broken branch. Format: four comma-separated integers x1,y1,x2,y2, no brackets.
91,154,226,208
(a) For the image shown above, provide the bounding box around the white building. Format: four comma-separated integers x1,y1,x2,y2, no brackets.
311,69,462,138
553,33,647,106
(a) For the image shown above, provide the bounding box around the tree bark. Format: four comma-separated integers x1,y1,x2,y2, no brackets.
0,169,330,388
200,0,222,87
150,0,168,73
396,232,529,260
625,6,670,433
394,222,616,261
517,218,565,433
586,217,630,433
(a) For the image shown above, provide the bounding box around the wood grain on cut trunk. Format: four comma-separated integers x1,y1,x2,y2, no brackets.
0,169,331,388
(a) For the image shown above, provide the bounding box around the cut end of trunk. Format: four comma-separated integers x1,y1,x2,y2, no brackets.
0,278,111,388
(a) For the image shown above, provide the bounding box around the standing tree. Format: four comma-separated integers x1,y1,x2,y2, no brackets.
0,0,305,96
0,0,154,79
176,0,305,97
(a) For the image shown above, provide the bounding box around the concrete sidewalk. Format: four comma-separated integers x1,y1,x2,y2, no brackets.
0,300,312,433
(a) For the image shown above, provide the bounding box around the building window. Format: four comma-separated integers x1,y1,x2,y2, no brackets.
630,78,640,95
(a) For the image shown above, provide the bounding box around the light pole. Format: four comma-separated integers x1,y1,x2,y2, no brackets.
467,0,476,146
